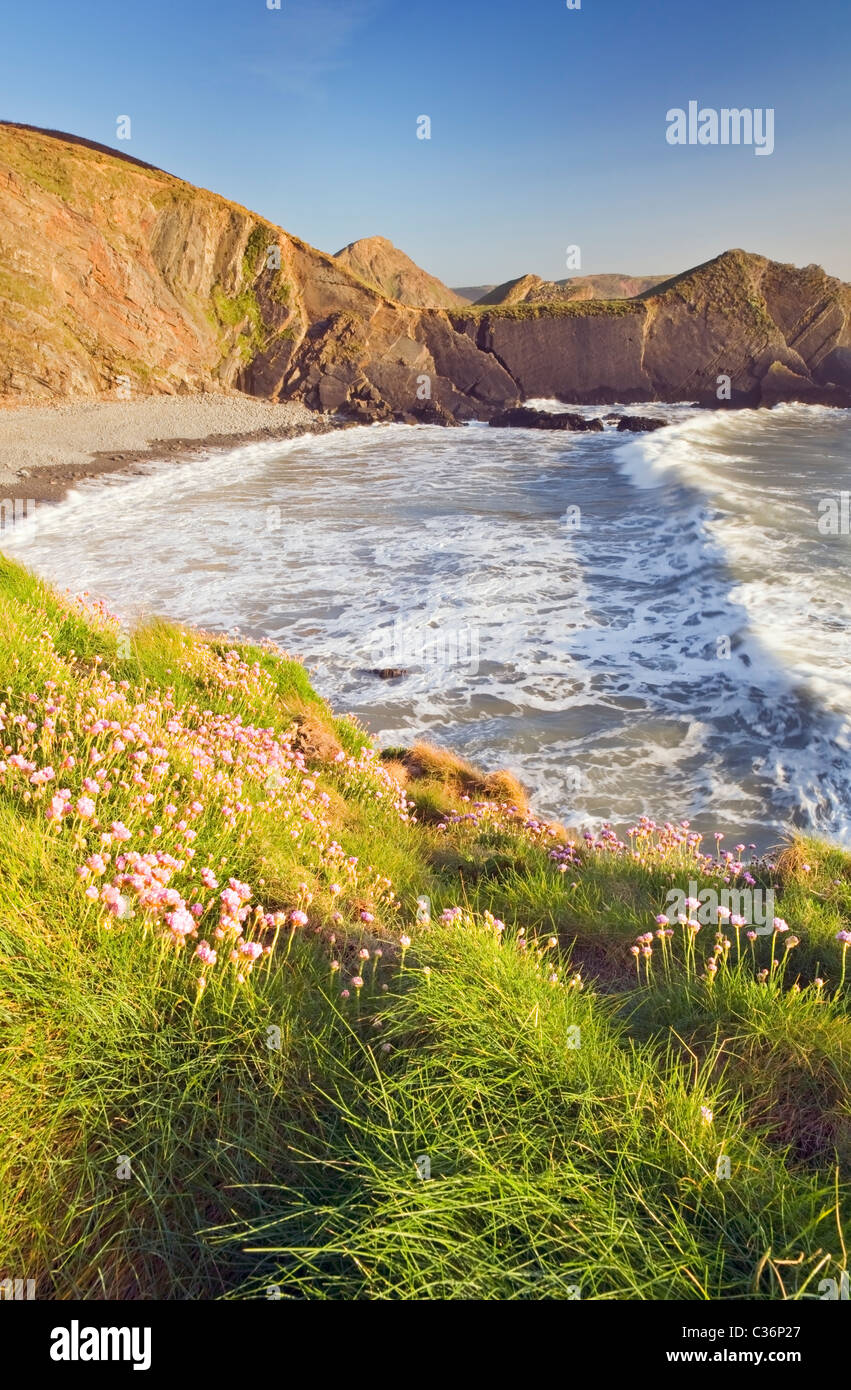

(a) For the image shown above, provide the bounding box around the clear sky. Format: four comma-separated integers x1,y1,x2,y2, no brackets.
2,0,849,284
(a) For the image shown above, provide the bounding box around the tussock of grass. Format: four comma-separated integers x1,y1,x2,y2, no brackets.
383,739,529,816
448,299,646,323
0,555,848,1300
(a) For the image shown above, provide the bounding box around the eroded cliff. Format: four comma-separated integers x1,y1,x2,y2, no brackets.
1,124,849,418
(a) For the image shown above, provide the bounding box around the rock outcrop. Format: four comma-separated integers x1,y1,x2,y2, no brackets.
616,415,667,432
1,124,850,417
333,236,464,309
490,406,604,431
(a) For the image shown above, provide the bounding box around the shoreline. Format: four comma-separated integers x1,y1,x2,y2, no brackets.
0,395,351,506
2,392,848,511
1,392,847,856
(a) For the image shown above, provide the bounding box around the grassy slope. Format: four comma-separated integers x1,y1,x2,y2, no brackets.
0,556,848,1300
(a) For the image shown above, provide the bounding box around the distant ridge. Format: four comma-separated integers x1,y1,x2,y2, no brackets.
451,284,496,303
474,272,669,305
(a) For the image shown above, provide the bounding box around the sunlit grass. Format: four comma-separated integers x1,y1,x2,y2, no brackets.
0,553,848,1300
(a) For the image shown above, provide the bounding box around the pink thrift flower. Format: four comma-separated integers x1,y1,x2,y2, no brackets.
166,907,196,938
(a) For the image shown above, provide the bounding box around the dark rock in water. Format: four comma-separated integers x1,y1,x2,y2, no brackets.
367,668,409,680
616,415,667,432
395,400,460,427
489,406,603,432
602,412,622,422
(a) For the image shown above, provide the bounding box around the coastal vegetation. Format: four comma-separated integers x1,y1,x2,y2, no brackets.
448,298,647,324
0,555,848,1300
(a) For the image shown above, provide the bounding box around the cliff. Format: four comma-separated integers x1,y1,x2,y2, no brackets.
1,123,850,417
451,252,851,406
0,123,511,421
0,122,386,400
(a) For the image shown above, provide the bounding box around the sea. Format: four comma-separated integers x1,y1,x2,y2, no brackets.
5,401,851,852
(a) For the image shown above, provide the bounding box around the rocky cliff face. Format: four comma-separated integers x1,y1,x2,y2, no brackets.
0,123,384,401
333,236,464,309
0,124,510,419
452,252,851,407
1,124,849,417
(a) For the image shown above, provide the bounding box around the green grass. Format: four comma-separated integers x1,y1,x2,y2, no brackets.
0,554,848,1300
448,299,647,324
211,283,265,360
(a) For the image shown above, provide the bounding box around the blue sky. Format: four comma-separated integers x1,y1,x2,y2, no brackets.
2,0,849,283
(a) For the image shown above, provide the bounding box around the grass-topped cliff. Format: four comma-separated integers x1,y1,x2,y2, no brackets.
1,554,849,1300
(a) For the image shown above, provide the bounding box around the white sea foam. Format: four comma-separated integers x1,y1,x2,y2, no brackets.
5,406,851,847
